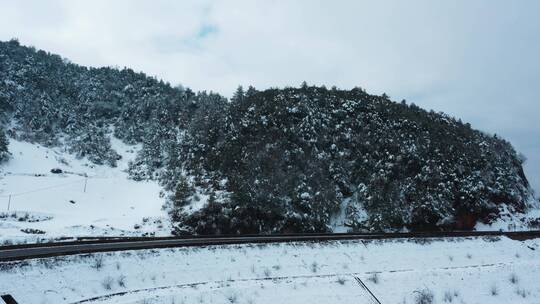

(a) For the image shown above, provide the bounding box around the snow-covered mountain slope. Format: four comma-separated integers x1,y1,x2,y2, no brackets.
0,136,538,244
1,236,539,303
0,139,170,243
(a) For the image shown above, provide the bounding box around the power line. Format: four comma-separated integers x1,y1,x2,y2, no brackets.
0,179,86,198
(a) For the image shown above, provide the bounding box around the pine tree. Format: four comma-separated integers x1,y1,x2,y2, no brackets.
173,176,194,208
231,86,245,103
0,128,9,162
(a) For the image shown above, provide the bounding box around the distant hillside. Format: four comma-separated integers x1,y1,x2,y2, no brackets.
0,39,534,234
0,39,218,167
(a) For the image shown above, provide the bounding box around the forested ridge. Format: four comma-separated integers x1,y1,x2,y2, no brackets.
0,39,533,234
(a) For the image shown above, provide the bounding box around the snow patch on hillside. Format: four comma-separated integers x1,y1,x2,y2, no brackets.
476,203,540,232
0,139,170,243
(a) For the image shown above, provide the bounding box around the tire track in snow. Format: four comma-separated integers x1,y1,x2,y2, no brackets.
70,260,529,304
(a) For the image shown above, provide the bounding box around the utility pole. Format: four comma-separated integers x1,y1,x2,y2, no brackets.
7,195,11,211
83,175,88,193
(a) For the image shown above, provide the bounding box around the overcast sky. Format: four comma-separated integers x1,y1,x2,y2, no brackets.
1,0,539,194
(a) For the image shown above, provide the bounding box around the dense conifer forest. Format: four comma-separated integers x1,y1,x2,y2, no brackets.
0,39,533,234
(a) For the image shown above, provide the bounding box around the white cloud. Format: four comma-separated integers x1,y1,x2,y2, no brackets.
1,0,539,193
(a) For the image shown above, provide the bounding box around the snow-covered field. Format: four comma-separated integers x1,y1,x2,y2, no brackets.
0,139,169,243
1,236,539,303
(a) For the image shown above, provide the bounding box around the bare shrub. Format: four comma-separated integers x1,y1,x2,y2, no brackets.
102,276,114,290
367,273,379,284
117,275,126,288
336,277,347,285
40,257,60,269
443,290,457,302
509,273,518,284
415,288,434,304
227,292,238,303
92,255,104,270
515,288,528,298
310,262,318,273
490,285,498,296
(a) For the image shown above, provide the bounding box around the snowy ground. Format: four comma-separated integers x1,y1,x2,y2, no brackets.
0,139,170,243
0,236,539,303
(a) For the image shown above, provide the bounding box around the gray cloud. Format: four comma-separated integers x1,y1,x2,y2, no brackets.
1,0,539,194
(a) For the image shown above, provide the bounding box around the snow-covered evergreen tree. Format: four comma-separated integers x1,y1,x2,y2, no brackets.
0,127,9,162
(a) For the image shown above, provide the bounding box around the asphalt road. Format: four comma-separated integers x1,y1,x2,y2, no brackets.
1,231,539,262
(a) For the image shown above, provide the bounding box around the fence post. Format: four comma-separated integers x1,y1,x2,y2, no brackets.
83,176,88,193
7,195,11,211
